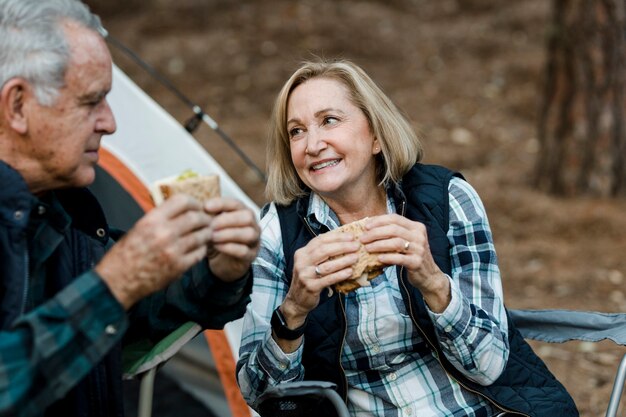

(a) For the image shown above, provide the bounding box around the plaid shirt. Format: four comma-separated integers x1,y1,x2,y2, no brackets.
238,177,509,417
0,184,251,417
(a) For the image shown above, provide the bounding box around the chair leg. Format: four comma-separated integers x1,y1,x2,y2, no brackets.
605,353,626,417
138,367,157,417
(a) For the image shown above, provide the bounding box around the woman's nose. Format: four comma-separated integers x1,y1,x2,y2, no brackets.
305,128,327,155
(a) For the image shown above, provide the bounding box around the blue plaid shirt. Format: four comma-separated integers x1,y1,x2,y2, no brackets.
0,183,251,417
238,178,509,416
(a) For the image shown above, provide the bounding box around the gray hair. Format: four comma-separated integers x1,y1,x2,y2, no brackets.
0,0,104,106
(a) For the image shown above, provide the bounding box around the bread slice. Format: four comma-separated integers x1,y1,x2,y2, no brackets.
331,218,388,294
150,172,220,205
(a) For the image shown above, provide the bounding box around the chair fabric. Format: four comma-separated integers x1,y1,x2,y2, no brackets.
122,321,202,379
509,309,626,345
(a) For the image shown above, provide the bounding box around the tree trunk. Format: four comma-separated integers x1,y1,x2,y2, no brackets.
535,0,626,196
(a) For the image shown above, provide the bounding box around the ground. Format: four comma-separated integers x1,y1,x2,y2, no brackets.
85,0,626,415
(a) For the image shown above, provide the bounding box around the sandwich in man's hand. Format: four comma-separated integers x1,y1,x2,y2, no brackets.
330,217,393,295
150,170,221,206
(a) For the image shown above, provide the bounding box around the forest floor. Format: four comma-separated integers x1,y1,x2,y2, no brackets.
87,0,626,415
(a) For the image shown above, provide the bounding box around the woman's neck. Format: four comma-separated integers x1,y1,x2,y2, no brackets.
324,185,388,225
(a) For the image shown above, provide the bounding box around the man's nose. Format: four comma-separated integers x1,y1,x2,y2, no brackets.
97,99,117,134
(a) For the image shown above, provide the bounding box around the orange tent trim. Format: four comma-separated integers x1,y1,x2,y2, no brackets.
97,148,251,417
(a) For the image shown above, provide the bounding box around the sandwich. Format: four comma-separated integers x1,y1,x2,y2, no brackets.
331,218,390,294
149,170,220,206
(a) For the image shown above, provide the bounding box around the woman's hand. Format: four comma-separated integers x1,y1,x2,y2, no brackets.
360,214,451,313
280,230,360,327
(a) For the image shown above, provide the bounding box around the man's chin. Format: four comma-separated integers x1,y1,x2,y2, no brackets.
68,166,97,189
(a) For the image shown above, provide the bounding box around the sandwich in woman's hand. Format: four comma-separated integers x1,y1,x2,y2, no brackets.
150,170,220,206
331,218,391,294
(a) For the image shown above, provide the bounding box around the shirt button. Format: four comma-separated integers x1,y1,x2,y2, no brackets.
14,210,23,220
388,372,397,381
105,324,117,335
37,205,46,215
372,344,380,353
96,228,106,238
444,325,453,333
278,363,287,370
405,407,413,415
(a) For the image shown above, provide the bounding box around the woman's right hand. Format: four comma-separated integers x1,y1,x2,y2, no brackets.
279,230,360,327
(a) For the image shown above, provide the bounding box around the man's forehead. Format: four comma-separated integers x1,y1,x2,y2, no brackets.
61,20,112,90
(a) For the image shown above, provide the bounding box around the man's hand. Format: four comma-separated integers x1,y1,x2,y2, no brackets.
95,194,212,309
204,198,260,282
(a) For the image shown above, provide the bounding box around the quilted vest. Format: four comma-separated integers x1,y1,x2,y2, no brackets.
272,163,578,417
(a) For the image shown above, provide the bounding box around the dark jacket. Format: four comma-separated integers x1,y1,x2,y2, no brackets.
274,163,578,417
0,161,252,417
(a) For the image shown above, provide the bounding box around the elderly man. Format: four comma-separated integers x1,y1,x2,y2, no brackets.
0,0,260,416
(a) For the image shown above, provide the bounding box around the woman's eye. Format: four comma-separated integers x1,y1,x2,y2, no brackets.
288,127,303,138
323,116,339,125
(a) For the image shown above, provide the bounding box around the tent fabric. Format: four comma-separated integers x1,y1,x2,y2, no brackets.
205,330,254,417
510,309,626,345
94,64,258,417
103,66,258,211
98,148,154,212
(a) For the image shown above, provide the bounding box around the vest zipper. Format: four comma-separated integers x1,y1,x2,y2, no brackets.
302,216,350,402
399,271,528,416
398,191,527,414
338,296,349,402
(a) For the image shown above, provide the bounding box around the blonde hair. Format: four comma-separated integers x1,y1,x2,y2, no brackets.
265,58,423,205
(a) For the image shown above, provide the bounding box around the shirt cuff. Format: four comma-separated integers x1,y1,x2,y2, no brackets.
427,275,470,339
258,329,303,381
189,263,252,307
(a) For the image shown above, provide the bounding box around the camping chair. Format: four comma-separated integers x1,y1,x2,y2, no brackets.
254,309,626,417
510,309,626,417
255,381,349,417
122,321,202,417
119,310,626,417
606,353,626,417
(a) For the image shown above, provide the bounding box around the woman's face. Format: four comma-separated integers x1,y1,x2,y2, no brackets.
286,77,381,202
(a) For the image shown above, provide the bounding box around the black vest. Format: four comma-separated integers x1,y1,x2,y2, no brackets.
272,163,578,417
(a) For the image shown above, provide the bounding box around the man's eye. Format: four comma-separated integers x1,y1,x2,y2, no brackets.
82,94,106,107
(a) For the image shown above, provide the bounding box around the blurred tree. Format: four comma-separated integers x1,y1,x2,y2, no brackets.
535,0,626,196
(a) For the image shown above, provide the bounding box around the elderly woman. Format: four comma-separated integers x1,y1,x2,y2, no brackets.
236,59,577,417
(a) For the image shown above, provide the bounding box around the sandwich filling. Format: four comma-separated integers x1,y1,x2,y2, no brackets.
150,170,220,205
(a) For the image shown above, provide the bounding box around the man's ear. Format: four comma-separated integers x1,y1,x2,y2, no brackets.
0,78,30,135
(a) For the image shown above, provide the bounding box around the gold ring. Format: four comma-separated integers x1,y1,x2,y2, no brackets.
315,266,322,276
403,241,410,252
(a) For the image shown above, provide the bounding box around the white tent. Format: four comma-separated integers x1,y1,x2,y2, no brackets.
92,65,258,417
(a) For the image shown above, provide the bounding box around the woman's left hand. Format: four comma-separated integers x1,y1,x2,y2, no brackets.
360,214,451,312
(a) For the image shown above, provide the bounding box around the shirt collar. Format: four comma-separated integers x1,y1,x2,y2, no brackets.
303,187,399,231
32,192,72,235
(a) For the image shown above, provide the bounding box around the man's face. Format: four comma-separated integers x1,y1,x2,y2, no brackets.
26,21,116,192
